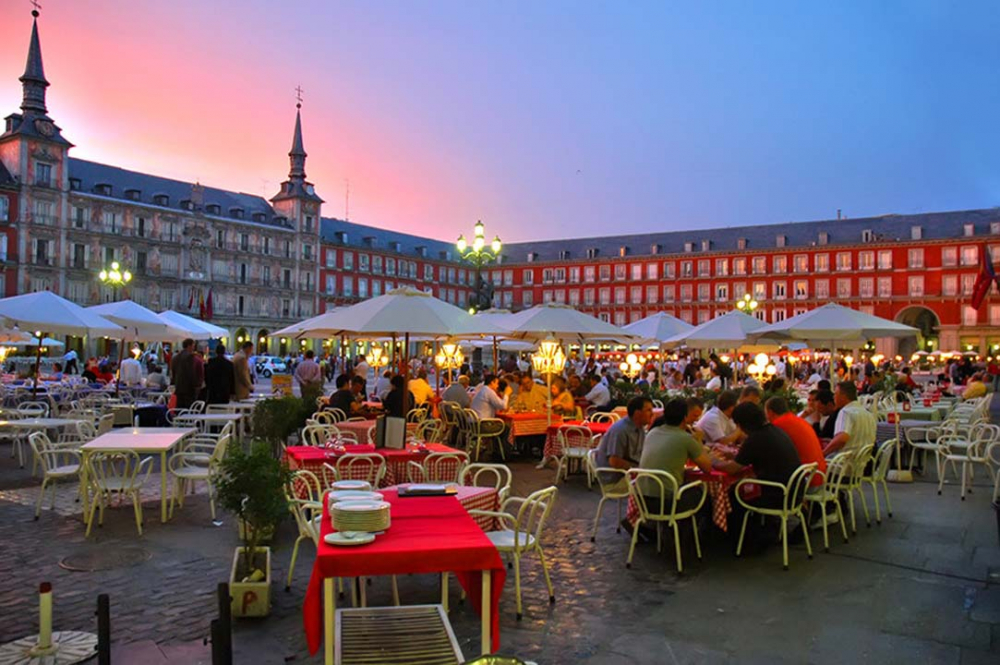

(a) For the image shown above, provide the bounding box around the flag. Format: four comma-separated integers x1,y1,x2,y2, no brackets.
198,289,206,320
970,244,997,310
187,288,194,310
205,289,213,321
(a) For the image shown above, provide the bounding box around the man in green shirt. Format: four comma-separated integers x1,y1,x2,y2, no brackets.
638,398,714,511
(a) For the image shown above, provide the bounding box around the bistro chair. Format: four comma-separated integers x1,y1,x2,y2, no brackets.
626,469,707,573
735,463,818,570
461,462,513,502
96,413,115,435
803,452,852,552
285,469,324,591
325,408,347,424
84,450,153,537
831,444,875,532
28,432,83,519
937,423,1000,500
463,409,506,462
469,486,558,621
327,453,386,488
587,449,630,542
407,451,469,484
862,439,897,522
554,425,597,485
311,410,339,425
168,433,231,520
411,418,445,444
587,412,619,425
17,401,50,418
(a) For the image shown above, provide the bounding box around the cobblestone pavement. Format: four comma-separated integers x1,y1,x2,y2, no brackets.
1,445,999,664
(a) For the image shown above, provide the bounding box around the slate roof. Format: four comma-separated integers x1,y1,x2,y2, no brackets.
321,217,458,261
68,158,289,227
500,208,1000,263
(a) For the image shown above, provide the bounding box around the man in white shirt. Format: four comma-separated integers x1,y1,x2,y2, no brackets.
471,374,508,420
63,349,79,375
119,354,143,386
823,381,876,456
354,357,370,384
694,390,742,446
583,375,611,409
374,370,392,401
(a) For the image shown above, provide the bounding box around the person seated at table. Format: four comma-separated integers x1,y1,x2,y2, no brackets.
471,373,509,420
583,374,611,412
550,377,576,417
325,374,355,415
383,375,417,419
95,363,115,384
962,373,989,401
765,396,825,488
407,369,436,407
813,389,840,440
594,396,654,486
695,390,742,447
739,385,761,405
806,368,824,386
374,370,392,401
823,381,876,457
713,402,802,543
665,369,685,390
442,374,472,408
798,389,820,424
897,367,919,393
568,374,586,398
705,367,724,391
146,365,168,390
683,397,705,443
49,363,64,381
816,379,832,392
510,374,547,414
640,398,714,511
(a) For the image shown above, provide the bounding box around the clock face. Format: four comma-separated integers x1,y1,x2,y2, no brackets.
34,119,55,137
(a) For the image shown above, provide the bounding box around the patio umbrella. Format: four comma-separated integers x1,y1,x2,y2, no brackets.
0,291,123,394
11,336,64,348
663,310,773,349
473,309,519,370
623,312,694,346
89,300,189,342
158,310,228,339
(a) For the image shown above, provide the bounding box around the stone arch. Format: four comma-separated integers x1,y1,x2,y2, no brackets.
894,306,940,358
256,329,270,355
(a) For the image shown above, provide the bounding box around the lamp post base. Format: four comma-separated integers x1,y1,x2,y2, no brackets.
887,469,913,483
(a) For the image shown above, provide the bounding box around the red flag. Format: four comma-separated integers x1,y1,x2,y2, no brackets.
205,289,213,320
199,289,206,320
970,244,997,310
187,288,194,310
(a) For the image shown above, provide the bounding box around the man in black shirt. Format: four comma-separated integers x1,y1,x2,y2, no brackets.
813,389,840,440
325,375,355,415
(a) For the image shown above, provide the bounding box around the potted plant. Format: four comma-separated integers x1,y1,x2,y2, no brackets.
216,440,292,618
252,394,319,455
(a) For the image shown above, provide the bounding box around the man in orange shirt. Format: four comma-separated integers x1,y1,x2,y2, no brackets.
764,395,826,487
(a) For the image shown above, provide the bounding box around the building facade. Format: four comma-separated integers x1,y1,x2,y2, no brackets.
1,11,998,360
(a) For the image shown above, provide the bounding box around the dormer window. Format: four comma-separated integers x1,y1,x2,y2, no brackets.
94,183,112,196
362,236,376,248
558,250,570,260
737,238,747,250
229,207,244,219
651,243,661,255
991,222,1000,235
776,235,786,248
273,216,287,227
180,200,194,211
818,232,829,245
527,252,538,263
390,241,402,253
701,239,711,252
683,242,694,253
69,178,81,191
125,189,141,201
586,248,599,259
619,246,629,257
336,231,349,244
252,212,266,223
153,194,169,207
415,245,427,257
206,204,221,215
963,223,975,237
862,229,874,243
438,250,451,261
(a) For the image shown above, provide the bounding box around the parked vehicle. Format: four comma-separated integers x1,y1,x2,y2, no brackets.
255,356,288,377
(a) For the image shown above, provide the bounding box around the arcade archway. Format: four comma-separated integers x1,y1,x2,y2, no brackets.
894,306,940,358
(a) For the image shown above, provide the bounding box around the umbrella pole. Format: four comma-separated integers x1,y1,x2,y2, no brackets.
546,370,552,427
402,332,410,417
492,336,498,372
434,340,440,397
33,338,42,397
114,337,125,396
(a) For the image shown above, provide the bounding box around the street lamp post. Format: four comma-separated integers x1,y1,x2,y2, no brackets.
456,220,501,375
98,260,132,394
735,292,759,314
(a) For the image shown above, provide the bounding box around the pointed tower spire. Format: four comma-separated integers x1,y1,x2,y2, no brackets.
20,9,49,115
288,103,307,179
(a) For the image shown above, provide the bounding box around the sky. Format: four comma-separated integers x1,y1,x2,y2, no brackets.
1,1,999,243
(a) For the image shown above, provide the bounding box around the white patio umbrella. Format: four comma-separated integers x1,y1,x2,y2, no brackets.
663,310,773,349
89,300,189,342
0,328,35,344
0,291,123,393
473,309,520,369
11,336,64,348
158,310,228,339
623,312,694,346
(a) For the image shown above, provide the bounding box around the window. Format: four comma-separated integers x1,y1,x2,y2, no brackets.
878,249,892,269
283,269,292,289
630,286,642,303
752,256,767,274
715,258,728,276
630,264,642,281
877,277,892,297
663,285,674,302
794,255,808,273
343,252,354,270
858,251,874,270
737,238,747,250
960,246,978,266
542,268,553,284
386,258,396,276
359,254,370,272
733,257,747,275
715,283,729,301
238,263,248,285
423,264,433,281
963,306,977,326
597,288,609,305
584,288,595,305
963,223,975,237
942,247,958,267
325,249,336,268
992,222,1000,235
542,290,553,304
136,217,146,238
504,270,513,286
733,282,746,299
569,290,581,306
773,256,787,274
681,261,693,278
859,277,873,298
680,284,693,302
776,235,787,248
135,251,147,273
773,281,786,300
794,280,808,299
72,205,87,228
911,226,923,240
372,280,382,297
942,275,958,296
697,284,710,302
263,266,271,284
263,237,271,255
584,266,596,282
103,246,115,265
598,265,610,281
815,279,829,299
1,197,13,222
773,309,787,322
818,232,829,245
663,262,675,278
569,266,581,283
962,274,976,295
283,240,292,258
614,287,626,304
811,254,828,272
646,263,658,280
908,248,924,269
646,285,658,303
753,282,766,299
836,252,852,271
161,253,179,276
342,276,354,297
522,269,534,285
358,278,368,299
554,267,566,283
698,260,711,277
837,278,852,298
522,291,533,307
72,243,86,269
34,162,52,187
990,304,1000,326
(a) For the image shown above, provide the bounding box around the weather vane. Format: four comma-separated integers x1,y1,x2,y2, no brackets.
31,0,41,16
295,85,304,109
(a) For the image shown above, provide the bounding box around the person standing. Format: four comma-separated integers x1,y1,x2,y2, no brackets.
170,338,203,409
204,344,235,405
62,348,79,375
119,353,143,387
294,350,324,393
233,341,254,400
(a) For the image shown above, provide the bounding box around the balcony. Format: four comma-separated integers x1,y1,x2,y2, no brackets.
31,214,58,226
30,256,55,267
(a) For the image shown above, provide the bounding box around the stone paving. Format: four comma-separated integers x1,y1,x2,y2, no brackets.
0,442,998,664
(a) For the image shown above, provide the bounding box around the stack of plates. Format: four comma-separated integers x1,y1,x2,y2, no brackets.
332,500,391,533
328,490,383,509
331,480,372,491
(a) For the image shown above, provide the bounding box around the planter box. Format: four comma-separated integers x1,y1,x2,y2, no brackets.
230,547,271,618
238,520,274,544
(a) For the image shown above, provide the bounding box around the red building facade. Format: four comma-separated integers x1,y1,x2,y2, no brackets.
0,164,17,297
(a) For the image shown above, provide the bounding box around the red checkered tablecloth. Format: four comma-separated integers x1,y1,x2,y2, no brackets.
625,468,749,532
498,412,553,446
543,421,613,458
382,485,499,531
285,443,463,488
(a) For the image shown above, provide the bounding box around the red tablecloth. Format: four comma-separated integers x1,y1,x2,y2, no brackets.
498,412,555,446
384,484,499,531
303,491,506,655
625,468,750,532
334,419,377,443
285,443,461,487
543,420,613,458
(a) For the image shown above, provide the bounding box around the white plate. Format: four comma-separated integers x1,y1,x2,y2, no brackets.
333,500,391,512
324,531,375,547
328,490,383,504
331,480,372,491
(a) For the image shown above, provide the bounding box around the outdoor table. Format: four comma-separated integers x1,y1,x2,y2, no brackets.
0,417,83,431
498,412,553,447
543,420,613,458
80,427,197,523
332,419,376,443
285,442,463,487
303,491,505,663
625,467,751,532
382,484,500,532
173,412,244,439
882,407,941,423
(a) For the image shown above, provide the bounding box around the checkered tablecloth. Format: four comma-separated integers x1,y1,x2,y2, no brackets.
381,485,499,531
875,420,938,445
498,412,555,447
285,443,463,488
543,421,612,458
625,469,746,532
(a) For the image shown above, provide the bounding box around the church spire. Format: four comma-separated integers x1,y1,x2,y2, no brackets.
20,9,49,115
288,103,307,180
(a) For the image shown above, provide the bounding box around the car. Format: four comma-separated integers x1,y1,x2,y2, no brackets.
255,356,288,377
